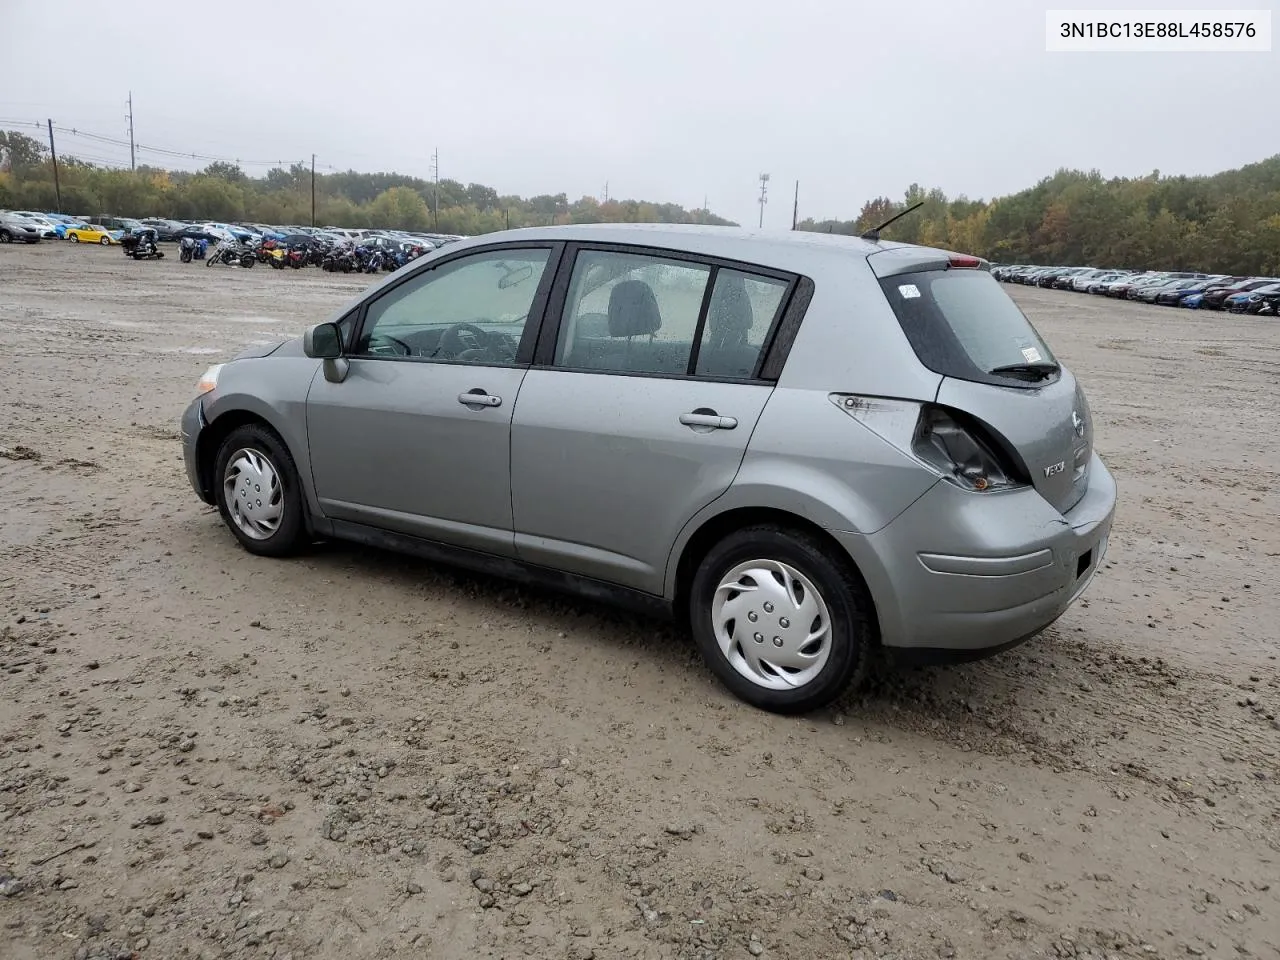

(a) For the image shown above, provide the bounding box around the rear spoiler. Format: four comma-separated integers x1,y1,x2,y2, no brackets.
867,246,990,279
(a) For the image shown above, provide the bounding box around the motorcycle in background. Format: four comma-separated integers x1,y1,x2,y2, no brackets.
179,236,209,263
206,239,256,268
121,228,165,261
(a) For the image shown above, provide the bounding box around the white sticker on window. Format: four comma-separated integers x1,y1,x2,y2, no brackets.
898,284,921,299
1021,346,1043,363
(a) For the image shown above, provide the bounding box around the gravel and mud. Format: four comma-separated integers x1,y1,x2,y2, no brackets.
1,243,1277,960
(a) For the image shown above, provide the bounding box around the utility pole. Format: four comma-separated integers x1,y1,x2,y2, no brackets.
310,154,316,227
126,91,136,171
603,181,608,204
46,120,62,213
431,148,440,229
757,173,770,229
792,180,799,230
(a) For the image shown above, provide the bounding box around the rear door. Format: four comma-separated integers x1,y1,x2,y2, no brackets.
509,244,795,594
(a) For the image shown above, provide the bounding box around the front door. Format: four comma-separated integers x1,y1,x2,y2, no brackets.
511,247,793,594
306,245,557,556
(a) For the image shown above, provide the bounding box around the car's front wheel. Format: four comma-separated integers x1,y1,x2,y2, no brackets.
690,525,874,714
213,424,306,557
99,236,110,246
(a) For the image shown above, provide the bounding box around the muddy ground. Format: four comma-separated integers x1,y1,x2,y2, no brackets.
0,242,1277,960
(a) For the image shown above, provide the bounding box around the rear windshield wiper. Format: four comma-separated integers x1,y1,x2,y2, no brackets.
988,361,1060,380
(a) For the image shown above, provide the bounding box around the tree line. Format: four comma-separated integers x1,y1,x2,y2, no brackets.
798,157,1280,276
0,130,733,234
4,128,1278,274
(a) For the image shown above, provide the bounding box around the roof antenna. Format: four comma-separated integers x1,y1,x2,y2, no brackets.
860,201,924,242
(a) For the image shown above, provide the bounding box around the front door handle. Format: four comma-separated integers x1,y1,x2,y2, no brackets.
680,411,737,430
458,389,502,408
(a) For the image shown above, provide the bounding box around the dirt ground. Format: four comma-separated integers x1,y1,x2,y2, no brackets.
1,242,1277,960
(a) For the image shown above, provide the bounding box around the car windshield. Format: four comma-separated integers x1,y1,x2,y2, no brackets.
879,268,1056,388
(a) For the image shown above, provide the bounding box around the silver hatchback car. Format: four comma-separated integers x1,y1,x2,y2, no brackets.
182,224,1115,713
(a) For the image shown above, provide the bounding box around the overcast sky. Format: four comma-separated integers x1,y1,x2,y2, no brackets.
1,0,1275,225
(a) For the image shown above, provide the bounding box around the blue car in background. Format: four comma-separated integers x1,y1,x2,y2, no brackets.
1226,282,1280,313
45,214,83,239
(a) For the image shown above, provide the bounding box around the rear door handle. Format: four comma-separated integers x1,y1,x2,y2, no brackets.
458,390,502,408
680,411,737,430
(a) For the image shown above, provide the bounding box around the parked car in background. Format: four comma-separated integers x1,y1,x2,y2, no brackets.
1074,271,1124,293
201,222,261,244
1200,278,1280,310
45,213,85,238
1105,274,1164,298
65,223,122,245
171,225,225,244
1226,281,1280,313
140,219,189,241
1134,278,1191,303
10,212,59,239
180,225,1114,713
0,211,44,243
1154,277,1227,306
85,216,146,233
1051,267,1098,289
1249,286,1280,315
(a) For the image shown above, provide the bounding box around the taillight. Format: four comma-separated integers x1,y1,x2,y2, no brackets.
948,255,982,269
911,406,1025,492
829,396,1028,493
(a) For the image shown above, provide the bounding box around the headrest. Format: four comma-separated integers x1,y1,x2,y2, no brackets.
608,280,662,338
707,274,753,344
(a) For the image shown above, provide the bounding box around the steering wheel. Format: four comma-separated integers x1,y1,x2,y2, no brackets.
438,322,487,358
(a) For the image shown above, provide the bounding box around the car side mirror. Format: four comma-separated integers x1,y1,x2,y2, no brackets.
303,322,343,359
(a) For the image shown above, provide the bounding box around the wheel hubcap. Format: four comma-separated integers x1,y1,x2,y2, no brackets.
222,447,283,540
711,559,832,690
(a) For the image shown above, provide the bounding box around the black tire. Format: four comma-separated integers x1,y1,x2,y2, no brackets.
213,423,307,557
0,229,11,243
181,250,192,263
688,525,874,714
241,256,255,268
206,254,217,267
68,233,79,243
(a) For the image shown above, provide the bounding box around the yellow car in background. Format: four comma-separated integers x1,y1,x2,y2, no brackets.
65,224,122,245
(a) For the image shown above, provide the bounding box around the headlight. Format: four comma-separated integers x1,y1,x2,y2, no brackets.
195,364,224,396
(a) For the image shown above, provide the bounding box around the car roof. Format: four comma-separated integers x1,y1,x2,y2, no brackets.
445,223,923,274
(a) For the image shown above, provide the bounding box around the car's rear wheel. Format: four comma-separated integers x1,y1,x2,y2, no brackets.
689,525,874,713
213,424,306,557
67,233,79,243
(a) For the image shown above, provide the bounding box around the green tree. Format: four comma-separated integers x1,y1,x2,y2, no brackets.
367,186,431,230
0,130,47,170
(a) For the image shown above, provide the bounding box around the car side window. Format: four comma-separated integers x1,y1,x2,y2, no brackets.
694,269,789,379
354,248,550,364
555,250,711,376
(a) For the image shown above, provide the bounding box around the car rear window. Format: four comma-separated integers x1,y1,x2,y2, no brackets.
879,269,1057,388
